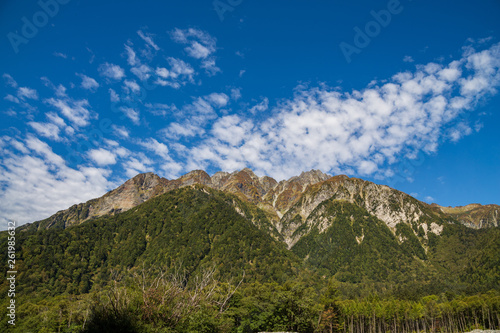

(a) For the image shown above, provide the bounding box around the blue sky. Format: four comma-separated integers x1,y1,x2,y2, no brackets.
1,0,499,227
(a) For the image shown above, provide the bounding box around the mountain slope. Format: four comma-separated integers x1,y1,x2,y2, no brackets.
432,203,500,228
278,175,452,248
23,172,170,230
291,199,430,283
4,185,304,297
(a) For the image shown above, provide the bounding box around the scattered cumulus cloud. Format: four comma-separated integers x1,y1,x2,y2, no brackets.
138,30,160,51
53,52,68,59
109,88,120,102
17,87,39,100
119,106,140,124
183,43,500,180
2,33,500,228
170,28,220,75
77,73,99,91
403,55,414,63
0,135,114,226
3,73,18,88
112,124,130,138
28,122,61,141
131,64,152,81
123,79,141,94
98,62,126,80
155,57,195,87
249,97,269,114
88,148,117,166
46,97,95,127
424,196,435,203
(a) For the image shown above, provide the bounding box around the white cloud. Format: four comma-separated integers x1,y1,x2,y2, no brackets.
211,115,253,146
131,64,152,81
124,44,138,66
154,58,195,88
187,41,212,59
46,98,94,127
424,196,435,203
156,67,170,78
137,30,160,51
249,97,269,114
112,124,130,138
123,79,141,93
28,122,61,141
124,156,153,178
17,87,38,100
403,55,414,63
3,73,18,88
171,28,216,59
109,88,120,102
231,88,242,100
205,92,229,108
145,102,176,116
170,28,219,75
138,138,170,159
98,62,126,80
201,58,221,76
77,73,99,91
53,52,68,59
119,106,140,124
160,92,229,141
0,135,113,226
4,94,19,104
184,42,500,180
163,122,202,139
87,148,117,166
41,77,68,97
167,57,195,80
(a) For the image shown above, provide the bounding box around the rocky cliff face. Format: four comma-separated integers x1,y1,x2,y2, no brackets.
277,175,448,247
432,203,500,229
26,169,497,241
31,173,170,229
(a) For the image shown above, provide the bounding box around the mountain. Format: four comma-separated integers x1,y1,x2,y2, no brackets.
22,169,330,232
24,172,170,230
9,179,498,295
431,203,500,229
24,168,495,239
17,168,499,289
3,170,499,332
10,186,303,297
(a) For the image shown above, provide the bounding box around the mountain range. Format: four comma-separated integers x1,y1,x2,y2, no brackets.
24,168,499,236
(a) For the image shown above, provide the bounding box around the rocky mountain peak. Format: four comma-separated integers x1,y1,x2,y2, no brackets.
178,170,212,186
296,169,331,184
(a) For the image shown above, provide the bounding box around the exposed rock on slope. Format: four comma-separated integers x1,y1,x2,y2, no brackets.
432,203,500,228
28,173,170,229
277,175,449,247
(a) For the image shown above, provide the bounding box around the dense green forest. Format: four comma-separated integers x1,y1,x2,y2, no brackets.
1,186,499,332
